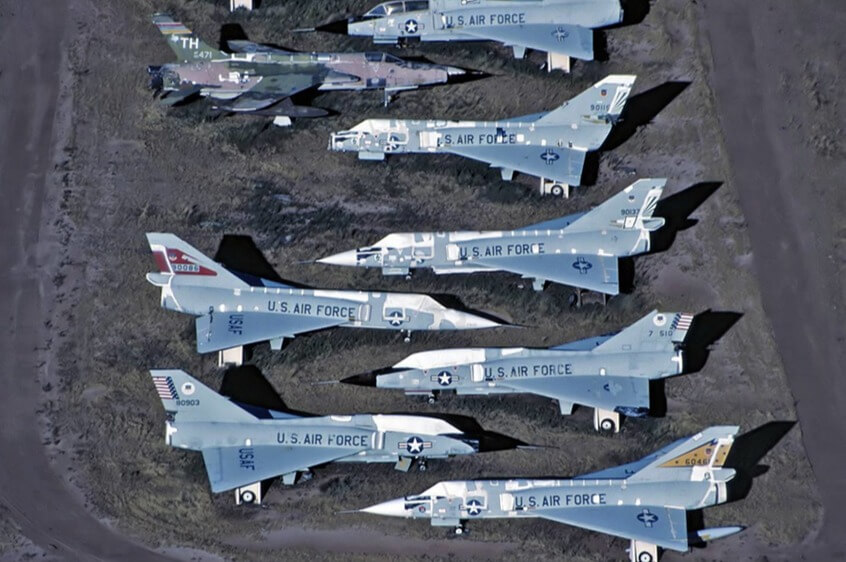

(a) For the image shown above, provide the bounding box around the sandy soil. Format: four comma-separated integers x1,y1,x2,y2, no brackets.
0,0,834,560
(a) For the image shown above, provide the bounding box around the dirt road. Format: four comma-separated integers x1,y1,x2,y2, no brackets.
700,0,846,559
0,1,170,559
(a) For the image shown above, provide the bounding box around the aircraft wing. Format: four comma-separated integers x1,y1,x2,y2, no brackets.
459,23,594,60
201,444,367,492
470,253,620,294
195,311,347,353
499,375,649,412
226,40,294,56
444,144,587,186
536,505,689,552
219,74,318,112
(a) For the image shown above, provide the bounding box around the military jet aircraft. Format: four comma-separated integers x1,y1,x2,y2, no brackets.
151,369,522,503
342,310,696,432
318,179,665,294
356,426,746,561
310,0,624,72
148,14,468,125
329,75,635,196
145,233,503,355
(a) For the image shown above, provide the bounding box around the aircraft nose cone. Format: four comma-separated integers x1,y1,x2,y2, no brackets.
445,66,466,77
317,250,359,267
339,372,377,387
360,498,408,517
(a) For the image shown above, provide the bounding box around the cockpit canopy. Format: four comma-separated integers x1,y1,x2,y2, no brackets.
364,52,406,64
364,1,430,18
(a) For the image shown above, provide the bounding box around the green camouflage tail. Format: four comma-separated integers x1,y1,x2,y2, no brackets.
152,13,224,61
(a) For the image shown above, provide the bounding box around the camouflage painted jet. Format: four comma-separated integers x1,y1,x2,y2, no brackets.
145,234,503,354
329,75,635,196
342,310,695,433
318,179,665,294
151,369,522,502
356,426,745,561
311,0,624,72
148,14,467,125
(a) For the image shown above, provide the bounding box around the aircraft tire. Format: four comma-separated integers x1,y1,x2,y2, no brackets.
600,418,617,432
240,490,257,504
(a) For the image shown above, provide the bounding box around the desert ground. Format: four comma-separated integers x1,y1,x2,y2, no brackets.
0,0,842,561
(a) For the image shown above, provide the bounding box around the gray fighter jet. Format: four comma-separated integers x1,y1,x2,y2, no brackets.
145,234,502,355
342,310,695,432
329,75,635,196
318,179,665,294
151,369,522,503
311,0,624,72
356,426,745,561
148,14,467,125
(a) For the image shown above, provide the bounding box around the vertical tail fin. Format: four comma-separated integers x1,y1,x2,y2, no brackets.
152,13,224,61
537,75,636,126
151,369,256,423
627,426,738,482
593,310,695,353
568,179,666,232
146,233,249,290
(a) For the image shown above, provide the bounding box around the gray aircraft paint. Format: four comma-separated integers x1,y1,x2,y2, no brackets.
341,310,693,420
318,179,665,294
328,75,635,188
151,370,485,492
145,234,501,354
357,426,744,558
322,0,623,63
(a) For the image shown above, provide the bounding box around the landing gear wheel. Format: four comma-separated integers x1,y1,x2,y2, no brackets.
417,461,427,472
550,184,565,197
240,490,257,504
600,418,617,433
454,526,464,535
637,552,654,562
427,395,436,405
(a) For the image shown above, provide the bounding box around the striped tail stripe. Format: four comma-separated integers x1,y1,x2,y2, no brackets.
153,376,179,400
671,313,694,331
157,23,191,34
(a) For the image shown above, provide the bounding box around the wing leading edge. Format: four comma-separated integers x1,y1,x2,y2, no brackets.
536,505,689,551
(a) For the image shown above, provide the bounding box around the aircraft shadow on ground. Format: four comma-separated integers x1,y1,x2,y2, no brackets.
602,81,691,152
685,421,795,542
650,181,723,253
724,421,797,502
648,311,743,417
617,181,722,294
219,364,526,453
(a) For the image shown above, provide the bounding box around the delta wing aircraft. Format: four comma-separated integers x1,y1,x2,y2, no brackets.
356,426,745,561
311,0,624,72
148,14,468,124
151,370,522,503
318,179,665,294
342,310,695,432
145,234,502,355
329,75,635,196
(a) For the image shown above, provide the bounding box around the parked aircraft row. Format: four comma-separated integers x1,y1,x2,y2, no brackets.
140,5,776,561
